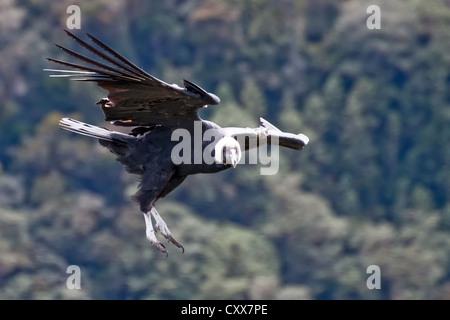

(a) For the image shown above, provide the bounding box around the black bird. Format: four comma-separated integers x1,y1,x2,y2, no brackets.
46,30,309,256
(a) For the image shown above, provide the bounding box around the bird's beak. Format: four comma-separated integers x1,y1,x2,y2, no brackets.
231,153,238,168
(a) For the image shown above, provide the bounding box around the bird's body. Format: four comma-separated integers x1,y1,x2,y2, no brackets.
47,30,309,256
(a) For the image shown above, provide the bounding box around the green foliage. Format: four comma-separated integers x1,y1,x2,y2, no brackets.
210,82,256,127
240,77,267,118
1,0,450,300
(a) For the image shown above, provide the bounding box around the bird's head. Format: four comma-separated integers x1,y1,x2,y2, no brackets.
215,136,241,168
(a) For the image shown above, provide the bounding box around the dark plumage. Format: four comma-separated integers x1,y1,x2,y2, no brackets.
46,30,309,256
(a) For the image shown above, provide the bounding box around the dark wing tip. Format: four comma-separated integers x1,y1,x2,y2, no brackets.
183,79,220,105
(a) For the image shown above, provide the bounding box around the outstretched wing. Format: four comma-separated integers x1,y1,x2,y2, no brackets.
45,30,220,128
223,117,309,151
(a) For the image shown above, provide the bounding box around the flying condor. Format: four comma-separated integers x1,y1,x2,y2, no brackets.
46,30,309,256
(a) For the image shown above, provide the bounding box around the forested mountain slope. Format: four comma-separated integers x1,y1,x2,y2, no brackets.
1,0,450,299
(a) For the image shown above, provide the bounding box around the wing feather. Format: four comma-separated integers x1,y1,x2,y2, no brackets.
223,118,309,151
46,30,220,128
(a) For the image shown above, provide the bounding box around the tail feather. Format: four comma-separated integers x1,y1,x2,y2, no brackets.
60,117,145,173
59,118,133,143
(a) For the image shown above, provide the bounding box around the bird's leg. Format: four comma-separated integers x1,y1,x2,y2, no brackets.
143,211,168,257
150,207,185,253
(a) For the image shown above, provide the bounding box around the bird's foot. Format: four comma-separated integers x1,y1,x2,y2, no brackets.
151,207,185,253
143,211,168,257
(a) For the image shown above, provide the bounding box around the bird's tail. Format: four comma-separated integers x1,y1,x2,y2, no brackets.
59,118,134,144
60,117,146,174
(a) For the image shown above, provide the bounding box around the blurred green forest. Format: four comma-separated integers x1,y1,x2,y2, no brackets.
1,0,450,300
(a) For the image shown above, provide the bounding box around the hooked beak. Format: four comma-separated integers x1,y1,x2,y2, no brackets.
231,151,238,168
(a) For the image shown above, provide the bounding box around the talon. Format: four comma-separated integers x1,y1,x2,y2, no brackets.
154,241,168,257
151,207,185,252
168,237,185,253
149,238,168,257
144,208,185,254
